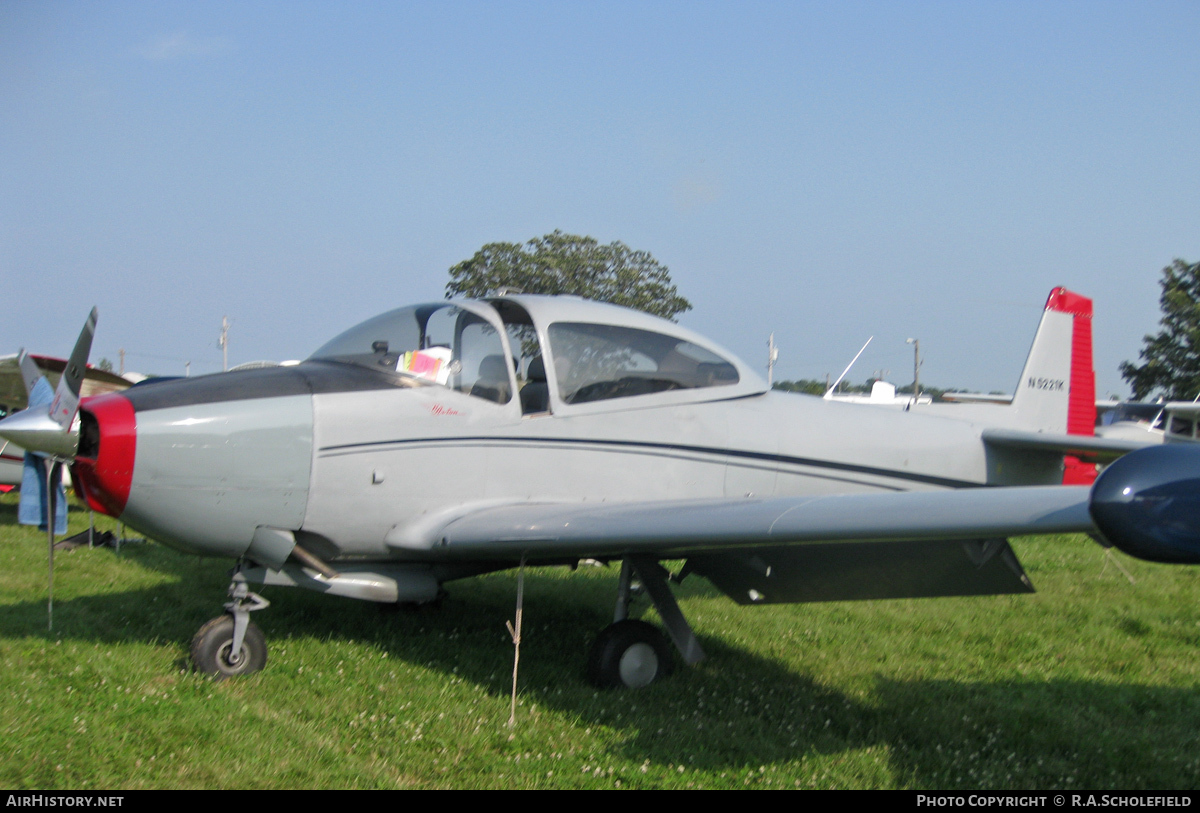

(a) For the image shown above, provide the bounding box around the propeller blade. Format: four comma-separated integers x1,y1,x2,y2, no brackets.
0,308,98,461
48,307,97,431
17,349,43,400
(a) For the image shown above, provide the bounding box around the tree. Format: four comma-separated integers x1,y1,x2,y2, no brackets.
1120,259,1200,400
446,230,691,321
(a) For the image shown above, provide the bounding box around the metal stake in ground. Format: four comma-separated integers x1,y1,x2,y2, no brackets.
45,459,60,632
506,555,526,728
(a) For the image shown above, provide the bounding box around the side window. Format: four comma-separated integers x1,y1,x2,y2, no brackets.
547,323,739,405
456,318,512,404
1169,415,1195,437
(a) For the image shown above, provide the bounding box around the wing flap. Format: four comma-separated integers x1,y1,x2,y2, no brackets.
687,538,1033,605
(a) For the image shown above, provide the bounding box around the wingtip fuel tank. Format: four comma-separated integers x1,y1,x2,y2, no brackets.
1090,444,1200,564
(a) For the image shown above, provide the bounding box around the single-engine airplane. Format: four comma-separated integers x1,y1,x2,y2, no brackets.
2,289,1196,688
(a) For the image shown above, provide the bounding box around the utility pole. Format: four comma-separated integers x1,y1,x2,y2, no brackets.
219,316,230,372
767,333,779,387
118,348,125,376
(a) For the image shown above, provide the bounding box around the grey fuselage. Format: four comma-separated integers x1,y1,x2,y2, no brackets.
98,296,1064,566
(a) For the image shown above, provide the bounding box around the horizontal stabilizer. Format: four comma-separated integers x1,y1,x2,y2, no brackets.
982,427,1151,463
942,392,1013,404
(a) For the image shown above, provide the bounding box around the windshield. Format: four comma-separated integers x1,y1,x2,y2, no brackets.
310,303,513,404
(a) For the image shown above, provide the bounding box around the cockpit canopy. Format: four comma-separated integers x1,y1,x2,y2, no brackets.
309,296,763,411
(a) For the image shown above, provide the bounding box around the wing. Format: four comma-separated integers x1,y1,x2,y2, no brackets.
1163,401,1200,415
425,486,1094,605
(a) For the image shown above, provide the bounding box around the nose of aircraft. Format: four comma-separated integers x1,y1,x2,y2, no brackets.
72,394,137,518
1090,443,1200,564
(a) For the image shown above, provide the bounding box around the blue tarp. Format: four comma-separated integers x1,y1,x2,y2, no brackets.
16,377,68,535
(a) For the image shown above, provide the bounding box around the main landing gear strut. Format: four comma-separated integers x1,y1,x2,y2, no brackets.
191,565,270,678
585,555,705,689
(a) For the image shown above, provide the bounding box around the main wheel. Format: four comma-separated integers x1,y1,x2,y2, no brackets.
586,619,673,689
190,615,267,678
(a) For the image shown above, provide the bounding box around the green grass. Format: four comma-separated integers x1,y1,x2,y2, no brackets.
1,490,1198,789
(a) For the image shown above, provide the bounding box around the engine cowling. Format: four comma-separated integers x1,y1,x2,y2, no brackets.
73,393,137,518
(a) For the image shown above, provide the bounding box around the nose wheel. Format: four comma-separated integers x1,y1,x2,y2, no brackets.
191,615,267,678
191,564,271,678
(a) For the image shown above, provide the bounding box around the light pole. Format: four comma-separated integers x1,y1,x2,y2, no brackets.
906,338,921,402
219,316,229,372
767,333,779,386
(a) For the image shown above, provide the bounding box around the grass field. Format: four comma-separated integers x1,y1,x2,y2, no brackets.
2,490,1199,789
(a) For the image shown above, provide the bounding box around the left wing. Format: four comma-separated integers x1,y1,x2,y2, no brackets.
423,444,1200,605
427,485,1094,605
433,486,1093,558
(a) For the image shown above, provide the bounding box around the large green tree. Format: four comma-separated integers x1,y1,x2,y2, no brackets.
1121,259,1200,400
446,230,691,321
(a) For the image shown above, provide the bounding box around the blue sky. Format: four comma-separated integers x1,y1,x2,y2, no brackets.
3,1,1198,396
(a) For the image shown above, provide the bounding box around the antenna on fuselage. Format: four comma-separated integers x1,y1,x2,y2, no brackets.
824,337,872,399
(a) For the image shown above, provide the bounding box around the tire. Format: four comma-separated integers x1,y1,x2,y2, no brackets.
586,619,673,689
190,615,267,679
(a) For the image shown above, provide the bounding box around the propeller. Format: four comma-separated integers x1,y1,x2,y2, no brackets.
0,309,99,631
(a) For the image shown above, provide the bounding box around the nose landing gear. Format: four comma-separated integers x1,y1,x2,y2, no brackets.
191,566,270,678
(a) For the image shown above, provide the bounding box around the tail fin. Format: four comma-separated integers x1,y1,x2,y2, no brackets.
1009,288,1096,484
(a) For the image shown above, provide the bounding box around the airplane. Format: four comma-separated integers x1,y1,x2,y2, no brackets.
949,393,1200,446
825,380,933,407
1,288,1195,690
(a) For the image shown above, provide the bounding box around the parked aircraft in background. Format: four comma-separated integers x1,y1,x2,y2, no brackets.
1098,400,1200,445
0,289,1189,690
950,395,1198,448
0,353,131,488
824,380,933,407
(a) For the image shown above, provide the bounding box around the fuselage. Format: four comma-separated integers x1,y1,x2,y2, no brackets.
71,296,1063,565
